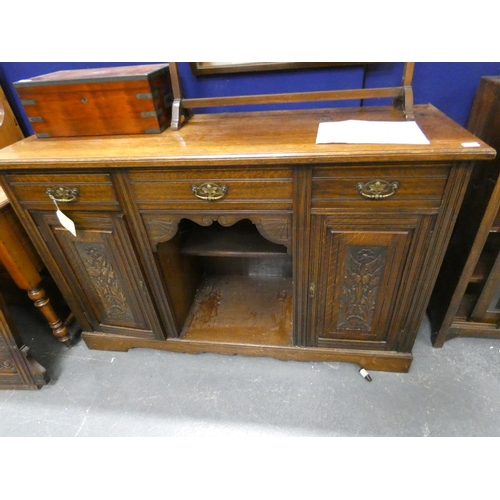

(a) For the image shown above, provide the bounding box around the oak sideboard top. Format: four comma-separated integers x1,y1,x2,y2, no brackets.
0,105,495,170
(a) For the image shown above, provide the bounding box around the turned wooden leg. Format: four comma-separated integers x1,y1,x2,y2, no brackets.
27,286,71,346
0,199,74,346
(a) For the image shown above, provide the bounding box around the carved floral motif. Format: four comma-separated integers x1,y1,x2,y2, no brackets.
337,246,387,331
76,242,134,321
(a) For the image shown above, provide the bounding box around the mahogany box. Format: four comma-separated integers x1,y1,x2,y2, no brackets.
13,64,173,138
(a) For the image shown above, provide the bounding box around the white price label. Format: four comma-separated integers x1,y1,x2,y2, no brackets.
56,209,77,237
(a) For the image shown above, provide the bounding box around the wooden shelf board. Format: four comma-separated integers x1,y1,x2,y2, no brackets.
180,275,292,346
450,319,500,338
471,251,497,283
180,225,287,257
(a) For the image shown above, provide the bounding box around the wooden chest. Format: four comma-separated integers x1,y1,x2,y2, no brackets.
13,64,173,138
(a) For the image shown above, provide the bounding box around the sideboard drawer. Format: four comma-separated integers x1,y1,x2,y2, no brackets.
129,168,293,210
0,350,17,373
5,172,120,211
312,164,451,210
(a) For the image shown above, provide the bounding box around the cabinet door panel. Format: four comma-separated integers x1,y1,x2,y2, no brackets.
309,214,428,351
33,211,162,339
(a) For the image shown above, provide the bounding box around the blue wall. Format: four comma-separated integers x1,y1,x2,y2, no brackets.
1,62,500,137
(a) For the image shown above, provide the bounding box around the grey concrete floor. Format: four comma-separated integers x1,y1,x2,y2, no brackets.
1,303,500,437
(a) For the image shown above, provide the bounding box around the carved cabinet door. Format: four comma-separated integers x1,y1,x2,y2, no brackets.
308,213,434,351
32,211,163,340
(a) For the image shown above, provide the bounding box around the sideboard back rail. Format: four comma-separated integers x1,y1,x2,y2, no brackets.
169,62,415,130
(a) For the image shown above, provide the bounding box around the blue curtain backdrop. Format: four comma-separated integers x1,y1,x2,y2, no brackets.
1,62,500,137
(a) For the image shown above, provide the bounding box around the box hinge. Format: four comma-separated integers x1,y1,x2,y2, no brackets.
141,109,163,118
136,90,159,100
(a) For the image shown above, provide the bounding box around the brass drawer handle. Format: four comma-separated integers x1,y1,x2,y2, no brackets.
46,186,80,203
356,180,400,200
191,182,228,201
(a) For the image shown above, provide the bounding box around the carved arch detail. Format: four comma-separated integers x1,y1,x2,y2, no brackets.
254,216,292,252
143,216,181,248
143,213,292,252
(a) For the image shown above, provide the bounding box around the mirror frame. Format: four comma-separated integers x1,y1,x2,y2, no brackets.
189,62,370,75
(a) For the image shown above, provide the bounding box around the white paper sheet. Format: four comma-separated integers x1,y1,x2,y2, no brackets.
316,120,430,145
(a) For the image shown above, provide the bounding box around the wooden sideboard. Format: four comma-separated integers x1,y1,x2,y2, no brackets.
0,105,494,373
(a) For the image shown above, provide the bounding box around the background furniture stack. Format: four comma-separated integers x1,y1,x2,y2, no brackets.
0,85,74,389
429,76,500,346
0,85,47,388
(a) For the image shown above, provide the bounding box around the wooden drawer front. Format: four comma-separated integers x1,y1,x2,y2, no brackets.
312,165,450,210
0,349,18,374
5,173,120,211
0,347,44,390
129,168,293,210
